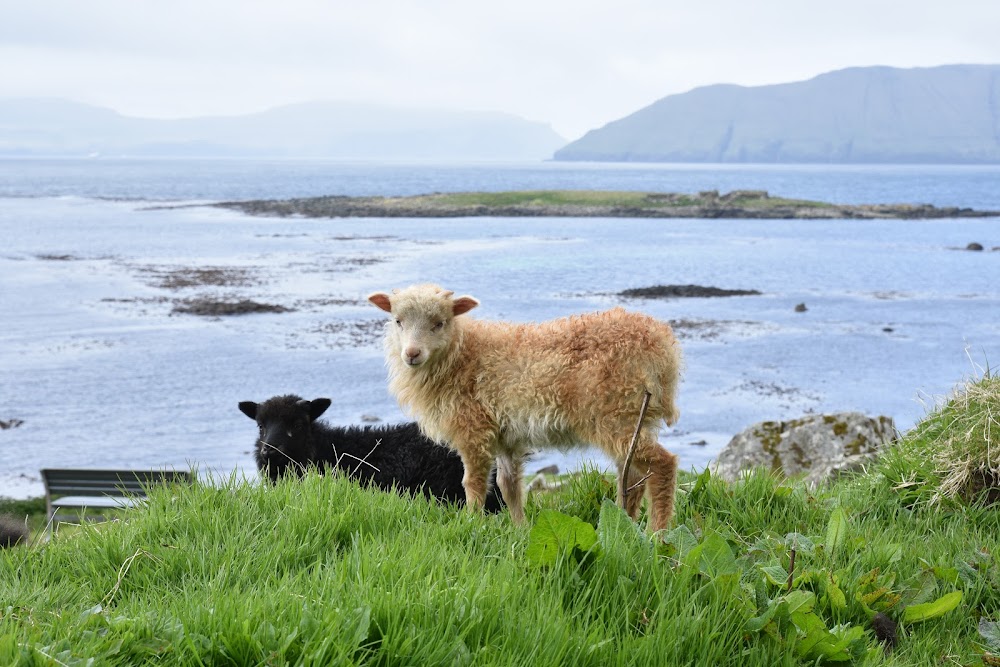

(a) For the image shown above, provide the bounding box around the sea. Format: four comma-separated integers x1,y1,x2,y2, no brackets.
2,158,999,499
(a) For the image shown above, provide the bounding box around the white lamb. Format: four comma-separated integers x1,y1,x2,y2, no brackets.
368,284,682,531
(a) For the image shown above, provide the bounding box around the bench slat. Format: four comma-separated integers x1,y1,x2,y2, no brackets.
50,496,145,509
41,468,194,528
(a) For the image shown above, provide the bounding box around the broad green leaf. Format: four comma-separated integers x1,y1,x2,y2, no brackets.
857,568,880,588
745,601,780,633
825,507,848,555
901,570,938,607
784,590,816,615
526,509,598,567
932,566,959,584
871,542,903,566
686,531,738,577
979,618,1000,651
690,467,711,497
902,590,963,624
597,499,651,568
860,586,890,607
754,577,770,611
659,524,698,560
347,606,371,651
955,558,980,586
825,582,847,612
792,612,830,657
814,625,867,662
761,565,790,587
784,532,815,554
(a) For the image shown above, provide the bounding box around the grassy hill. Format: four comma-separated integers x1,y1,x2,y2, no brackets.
2,374,998,665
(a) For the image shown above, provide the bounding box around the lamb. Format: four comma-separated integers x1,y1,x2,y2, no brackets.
238,394,504,512
368,284,682,531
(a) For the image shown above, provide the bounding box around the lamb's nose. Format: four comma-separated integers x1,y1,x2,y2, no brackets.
405,347,421,362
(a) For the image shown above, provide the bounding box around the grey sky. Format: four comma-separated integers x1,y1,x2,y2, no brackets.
2,0,998,140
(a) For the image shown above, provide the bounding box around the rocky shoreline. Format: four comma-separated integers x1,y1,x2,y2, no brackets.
213,189,1000,220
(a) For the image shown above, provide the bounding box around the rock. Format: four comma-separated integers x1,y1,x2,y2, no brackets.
171,298,292,316
794,303,808,313
360,414,381,423
527,474,564,492
534,464,559,475
711,412,896,486
0,418,24,429
620,284,761,299
967,242,984,251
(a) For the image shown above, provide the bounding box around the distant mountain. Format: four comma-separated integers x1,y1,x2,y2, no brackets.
0,99,566,160
555,65,1000,164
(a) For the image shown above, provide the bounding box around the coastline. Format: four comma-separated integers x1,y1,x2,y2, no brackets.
213,189,1000,220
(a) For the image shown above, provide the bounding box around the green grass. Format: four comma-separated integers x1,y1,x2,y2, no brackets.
2,375,998,665
412,190,834,211
420,190,654,208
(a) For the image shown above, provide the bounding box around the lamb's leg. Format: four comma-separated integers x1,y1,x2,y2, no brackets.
618,463,647,520
459,449,494,514
634,441,678,532
496,454,525,524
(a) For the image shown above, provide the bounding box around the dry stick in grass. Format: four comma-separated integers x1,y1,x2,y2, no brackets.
335,438,383,476
260,440,309,476
617,390,653,511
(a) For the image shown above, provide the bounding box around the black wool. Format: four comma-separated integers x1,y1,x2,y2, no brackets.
238,394,504,512
0,514,28,548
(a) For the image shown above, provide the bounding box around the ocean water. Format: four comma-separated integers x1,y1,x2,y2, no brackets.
2,159,999,499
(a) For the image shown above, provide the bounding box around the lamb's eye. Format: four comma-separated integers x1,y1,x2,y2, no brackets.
395,319,402,327
432,321,444,331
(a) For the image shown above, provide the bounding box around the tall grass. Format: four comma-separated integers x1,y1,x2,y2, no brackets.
873,372,1000,507
2,375,998,665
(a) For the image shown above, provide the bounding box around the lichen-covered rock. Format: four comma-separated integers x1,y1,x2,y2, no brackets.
711,412,896,486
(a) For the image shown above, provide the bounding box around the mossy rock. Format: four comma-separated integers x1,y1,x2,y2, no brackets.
712,412,896,486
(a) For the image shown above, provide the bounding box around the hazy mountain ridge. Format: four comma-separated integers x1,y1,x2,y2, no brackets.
554,65,1000,164
0,99,567,160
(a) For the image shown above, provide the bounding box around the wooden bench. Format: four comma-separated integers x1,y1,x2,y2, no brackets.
41,468,194,530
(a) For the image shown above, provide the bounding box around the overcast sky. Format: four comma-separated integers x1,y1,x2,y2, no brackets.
2,1,999,140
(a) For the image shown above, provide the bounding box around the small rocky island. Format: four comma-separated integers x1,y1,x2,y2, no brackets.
215,189,999,220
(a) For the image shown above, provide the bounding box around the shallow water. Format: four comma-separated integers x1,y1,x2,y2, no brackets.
1,160,999,498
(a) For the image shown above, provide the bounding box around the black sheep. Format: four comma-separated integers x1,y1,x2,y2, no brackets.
238,394,504,512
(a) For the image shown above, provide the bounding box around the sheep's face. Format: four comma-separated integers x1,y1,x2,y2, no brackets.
255,412,311,463
239,396,331,476
369,285,478,368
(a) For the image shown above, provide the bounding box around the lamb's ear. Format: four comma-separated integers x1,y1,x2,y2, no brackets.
452,295,479,316
308,398,332,421
238,401,258,420
368,292,392,313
